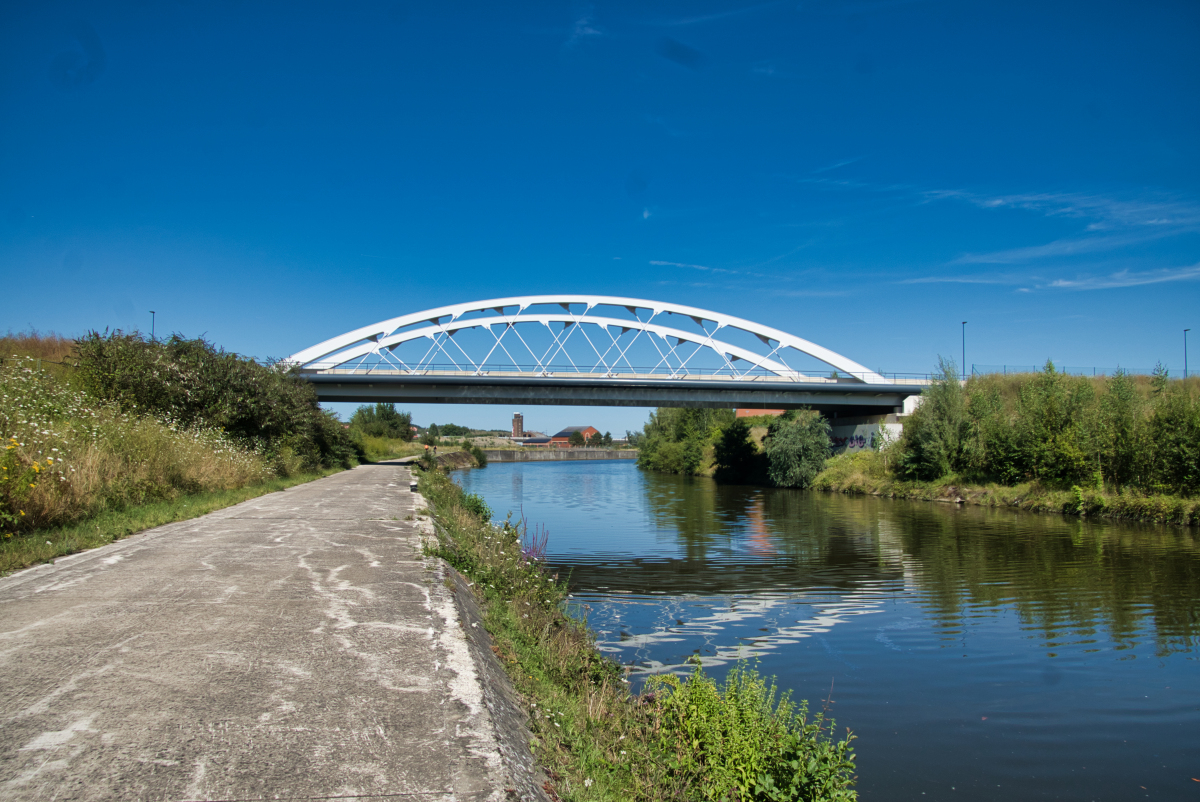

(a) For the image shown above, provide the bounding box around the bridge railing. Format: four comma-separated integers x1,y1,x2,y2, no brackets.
287,360,933,385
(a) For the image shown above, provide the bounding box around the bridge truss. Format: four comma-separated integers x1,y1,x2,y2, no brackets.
285,295,890,385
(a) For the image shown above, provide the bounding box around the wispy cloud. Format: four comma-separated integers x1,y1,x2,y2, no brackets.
650,259,772,279
952,230,1182,265
639,2,787,27
651,259,738,275
796,176,1200,267
565,5,603,47
1047,263,1200,290
900,274,1021,285
927,189,1200,231
814,157,862,173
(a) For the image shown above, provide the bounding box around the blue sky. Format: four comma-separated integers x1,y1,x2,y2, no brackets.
2,1,1197,434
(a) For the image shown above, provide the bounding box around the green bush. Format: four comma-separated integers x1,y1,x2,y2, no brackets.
470,444,488,467
647,664,857,801
75,331,357,471
461,491,492,521
765,411,832,489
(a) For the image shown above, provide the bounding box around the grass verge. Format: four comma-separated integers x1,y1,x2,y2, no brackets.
418,466,857,801
0,468,341,575
813,450,1200,526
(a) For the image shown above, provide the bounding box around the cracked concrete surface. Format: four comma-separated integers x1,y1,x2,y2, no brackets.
0,462,532,801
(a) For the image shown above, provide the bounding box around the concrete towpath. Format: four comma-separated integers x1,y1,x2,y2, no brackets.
0,462,531,801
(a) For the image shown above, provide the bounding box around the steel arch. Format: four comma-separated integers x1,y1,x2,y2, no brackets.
284,295,887,384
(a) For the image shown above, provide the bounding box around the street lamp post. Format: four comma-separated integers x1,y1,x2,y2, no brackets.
1186,329,1191,379
961,321,968,378
150,311,156,340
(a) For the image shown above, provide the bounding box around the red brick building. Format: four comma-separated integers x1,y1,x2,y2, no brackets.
550,425,599,448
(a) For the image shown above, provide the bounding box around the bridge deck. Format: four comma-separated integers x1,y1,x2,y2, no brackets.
302,371,928,412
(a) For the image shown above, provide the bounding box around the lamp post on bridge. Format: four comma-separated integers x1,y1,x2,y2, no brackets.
150,311,156,340
961,321,967,378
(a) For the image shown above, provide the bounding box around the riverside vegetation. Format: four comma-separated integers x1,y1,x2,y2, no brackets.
419,465,857,801
635,361,1200,525
0,330,359,572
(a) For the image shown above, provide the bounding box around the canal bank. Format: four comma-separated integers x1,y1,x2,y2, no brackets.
0,462,547,801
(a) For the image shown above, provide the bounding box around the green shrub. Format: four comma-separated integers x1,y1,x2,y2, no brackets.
765,411,832,489
470,444,488,467
75,331,356,471
647,664,857,802
461,491,492,521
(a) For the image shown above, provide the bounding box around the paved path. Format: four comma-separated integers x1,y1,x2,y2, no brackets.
0,463,512,801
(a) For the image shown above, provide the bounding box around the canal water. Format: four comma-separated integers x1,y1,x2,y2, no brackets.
454,460,1199,801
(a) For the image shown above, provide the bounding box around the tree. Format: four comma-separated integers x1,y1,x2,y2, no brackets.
568,430,586,447
601,431,613,447
713,418,761,484
350,403,414,441
764,410,831,488
897,357,968,481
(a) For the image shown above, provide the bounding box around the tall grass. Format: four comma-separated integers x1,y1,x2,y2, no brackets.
0,330,76,363
420,467,857,800
1,330,363,569
1,358,271,536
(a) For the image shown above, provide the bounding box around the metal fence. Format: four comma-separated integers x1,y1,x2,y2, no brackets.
972,364,1171,378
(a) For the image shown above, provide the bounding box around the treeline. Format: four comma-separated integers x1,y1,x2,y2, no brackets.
899,360,1199,495
636,407,833,488
634,361,1200,520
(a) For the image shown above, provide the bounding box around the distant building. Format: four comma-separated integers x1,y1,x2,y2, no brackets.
735,409,786,419
512,412,524,438
550,425,599,448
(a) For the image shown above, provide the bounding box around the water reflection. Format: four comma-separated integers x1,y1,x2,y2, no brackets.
546,469,1200,659
456,462,1200,801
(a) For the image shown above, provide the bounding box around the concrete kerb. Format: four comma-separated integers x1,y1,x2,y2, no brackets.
413,484,552,802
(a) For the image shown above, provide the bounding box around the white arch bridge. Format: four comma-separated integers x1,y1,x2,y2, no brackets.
284,296,928,414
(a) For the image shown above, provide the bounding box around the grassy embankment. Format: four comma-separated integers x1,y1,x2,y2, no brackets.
419,466,857,802
1,331,359,574
634,364,1200,526
812,449,1200,525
